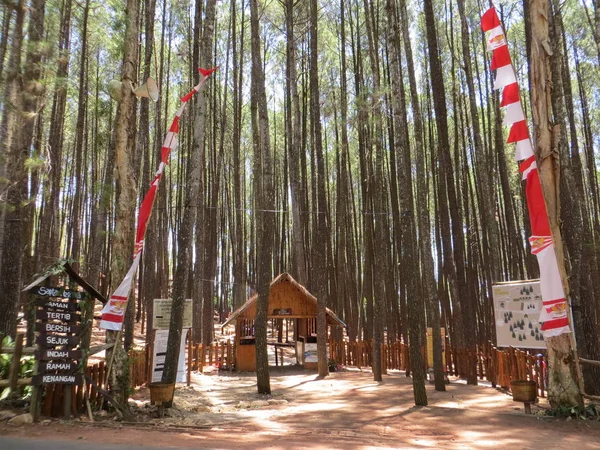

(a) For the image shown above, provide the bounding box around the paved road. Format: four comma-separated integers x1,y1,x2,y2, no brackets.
0,436,210,450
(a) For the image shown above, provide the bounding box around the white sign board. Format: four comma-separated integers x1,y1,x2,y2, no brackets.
303,343,329,363
152,329,187,383
492,280,546,349
153,299,193,330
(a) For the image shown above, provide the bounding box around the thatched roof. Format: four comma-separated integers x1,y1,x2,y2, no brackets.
221,272,346,328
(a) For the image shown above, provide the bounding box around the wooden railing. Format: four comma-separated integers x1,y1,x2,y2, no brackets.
330,339,547,398
0,334,147,417
187,339,235,380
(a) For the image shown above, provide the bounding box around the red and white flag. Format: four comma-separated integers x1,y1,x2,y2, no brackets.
101,68,218,331
481,8,570,339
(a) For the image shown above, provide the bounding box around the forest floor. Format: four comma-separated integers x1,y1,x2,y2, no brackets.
2,364,600,449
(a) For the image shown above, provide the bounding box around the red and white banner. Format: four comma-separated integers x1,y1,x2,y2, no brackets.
481,8,569,338
101,67,218,331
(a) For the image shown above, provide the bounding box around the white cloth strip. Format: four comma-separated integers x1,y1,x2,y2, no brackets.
494,65,516,90
503,102,525,125
515,139,534,162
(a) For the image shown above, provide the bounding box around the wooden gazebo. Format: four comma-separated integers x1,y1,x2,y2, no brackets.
221,273,346,371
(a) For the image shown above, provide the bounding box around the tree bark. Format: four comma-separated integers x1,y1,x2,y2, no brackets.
528,0,583,409
250,0,273,394
108,0,139,408
309,0,329,379
163,0,217,383
0,0,26,336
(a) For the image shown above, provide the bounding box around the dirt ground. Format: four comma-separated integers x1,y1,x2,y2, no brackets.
2,366,600,449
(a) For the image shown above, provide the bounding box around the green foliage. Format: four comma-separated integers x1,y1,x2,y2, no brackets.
0,336,35,401
0,335,13,379
545,403,600,421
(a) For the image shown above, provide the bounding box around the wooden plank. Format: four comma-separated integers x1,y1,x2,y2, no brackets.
32,373,82,385
35,322,81,334
36,309,81,323
39,361,79,372
31,286,84,300
35,298,80,311
34,348,82,360
35,334,80,348
580,357,600,367
88,342,114,356
0,346,35,355
0,378,33,388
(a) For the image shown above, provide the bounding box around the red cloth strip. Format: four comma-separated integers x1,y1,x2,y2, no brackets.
170,117,179,133
481,7,501,32
524,168,552,236
501,83,520,107
100,313,125,324
490,45,511,70
181,90,196,102
199,66,219,77
544,298,567,306
507,120,529,143
541,317,569,330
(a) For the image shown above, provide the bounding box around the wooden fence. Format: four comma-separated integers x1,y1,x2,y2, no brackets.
40,348,146,417
187,339,235,380
0,334,147,417
2,332,548,417
329,339,547,398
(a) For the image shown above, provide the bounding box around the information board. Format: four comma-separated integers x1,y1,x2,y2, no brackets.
152,299,193,329
492,280,546,349
151,329,187,383
303,343,329,363
426,327,446,368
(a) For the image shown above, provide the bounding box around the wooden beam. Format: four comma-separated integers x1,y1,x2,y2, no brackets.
0,378,32,388
579,358,600,367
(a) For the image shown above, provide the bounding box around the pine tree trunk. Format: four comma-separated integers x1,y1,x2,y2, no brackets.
163,0,217,383
250,0,273,394
231,0,247,311
528,0,583,409
0,0,26,336
308,0,329,379
395,0,445,392
108,0,139,408
70,0,90,273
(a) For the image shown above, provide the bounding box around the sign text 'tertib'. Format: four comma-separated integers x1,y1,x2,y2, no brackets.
33,286,83,300
36,309,81,323
34,349,82,360
32,374,82,386
35,334,80,348
34,322,80,334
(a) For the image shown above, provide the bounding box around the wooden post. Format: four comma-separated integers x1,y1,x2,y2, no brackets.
187,333,192,386
29,359,41,422
8,333,24,393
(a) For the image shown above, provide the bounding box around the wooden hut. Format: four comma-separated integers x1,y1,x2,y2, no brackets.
221,273,346,371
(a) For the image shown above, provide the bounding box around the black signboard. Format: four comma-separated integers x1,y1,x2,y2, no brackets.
34,322,81,334
35,349,82,360
35,334,80,348
35,298,79,311
32,374,82,386
40,361,79,372
32,286,83,300
36,309,80,323
272,308,292,316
